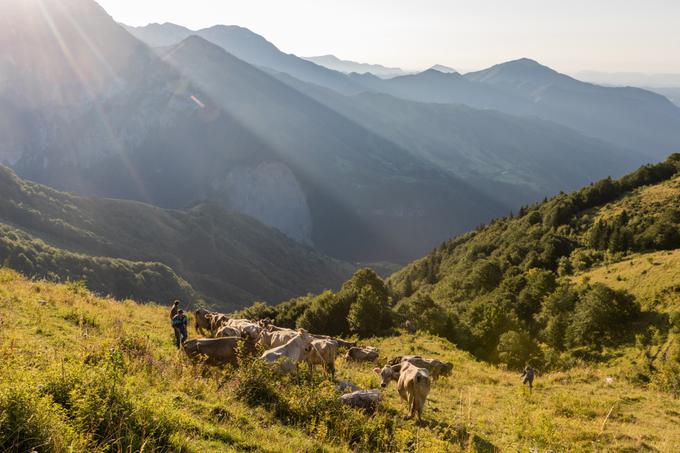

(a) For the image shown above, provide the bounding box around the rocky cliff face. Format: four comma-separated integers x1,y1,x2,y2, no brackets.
213,162,313,245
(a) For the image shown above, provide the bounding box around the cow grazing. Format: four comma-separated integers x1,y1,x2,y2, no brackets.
374,362,431,422
312,334,356,349
194,308,215,336
260,329,314,374
216,324,242,338
387,355,453,381
259,327,297,349
345,346,379,362
339,389,381,411
306,339,337,378
183,336,256,366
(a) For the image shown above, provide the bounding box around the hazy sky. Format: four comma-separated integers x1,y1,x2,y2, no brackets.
98,0,680,73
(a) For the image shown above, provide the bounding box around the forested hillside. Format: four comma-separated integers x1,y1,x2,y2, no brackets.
0,165,352,309
242,155,680,387
388,154,680,369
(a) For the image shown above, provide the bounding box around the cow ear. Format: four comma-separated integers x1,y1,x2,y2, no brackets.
373,367,381,374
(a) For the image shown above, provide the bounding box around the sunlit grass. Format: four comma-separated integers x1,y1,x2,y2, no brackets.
1,268,679,451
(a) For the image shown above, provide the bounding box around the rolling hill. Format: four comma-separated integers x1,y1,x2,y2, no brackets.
0,165,352,309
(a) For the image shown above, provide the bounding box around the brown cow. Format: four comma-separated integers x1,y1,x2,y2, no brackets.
345,346,379,362
387,355,453,381
306,339,337,378
209,313,229,337
260,329,314,374
374,361,431,422
194,308,215,336
182,336,256,366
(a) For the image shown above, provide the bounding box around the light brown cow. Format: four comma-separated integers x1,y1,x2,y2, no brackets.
387,355,453,381
216,324,242,338
312,334,356,349
259,327,297,349
226,319,262,340
208,313,229,337
260,329,314,374
182,336,256,366
306,339,337,378
374,362,431,422
345,346,379,362
194,308,215,336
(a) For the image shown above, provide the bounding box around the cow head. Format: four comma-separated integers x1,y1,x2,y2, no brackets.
373,364,400,388
296,329,314,350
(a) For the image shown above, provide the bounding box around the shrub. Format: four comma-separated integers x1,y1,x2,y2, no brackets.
566,284,639,349
0,383,85,452
233,359,396,451
497,330,533,369
347,285,391,337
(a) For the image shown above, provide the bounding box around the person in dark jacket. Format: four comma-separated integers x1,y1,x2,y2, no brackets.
172,309,189,348
170,300,180,320
521,364,535,392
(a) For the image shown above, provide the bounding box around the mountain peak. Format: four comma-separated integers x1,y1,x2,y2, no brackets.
417,68,462,79
492,57,556,75
429,64,457,74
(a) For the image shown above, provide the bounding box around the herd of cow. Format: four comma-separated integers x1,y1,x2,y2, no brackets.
180,309,453,421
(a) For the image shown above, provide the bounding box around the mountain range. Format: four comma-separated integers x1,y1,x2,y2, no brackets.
1,0,680,292
128,22,680,160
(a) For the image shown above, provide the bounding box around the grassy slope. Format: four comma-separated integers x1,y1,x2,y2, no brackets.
2,269,679,452
574,249,680,308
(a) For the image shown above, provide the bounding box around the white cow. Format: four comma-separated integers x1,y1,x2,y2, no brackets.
259,327,297,349
260,330,314,374
226,319,262,340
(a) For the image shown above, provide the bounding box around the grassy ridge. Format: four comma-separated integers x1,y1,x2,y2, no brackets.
1,268,679,451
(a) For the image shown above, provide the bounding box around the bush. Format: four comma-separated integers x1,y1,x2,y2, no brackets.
0,384,85,452
38,354,178,451
566,284,639,349
347,285,391,337
233,360,397,451
497,330,533,369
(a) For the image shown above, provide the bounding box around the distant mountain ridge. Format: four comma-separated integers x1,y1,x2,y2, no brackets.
128,23,680,160
304,54,408,78
124,22,364,94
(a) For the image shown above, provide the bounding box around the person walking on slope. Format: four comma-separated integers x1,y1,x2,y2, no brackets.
170,300,180,320
521,364,535,393
172,309,189,349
